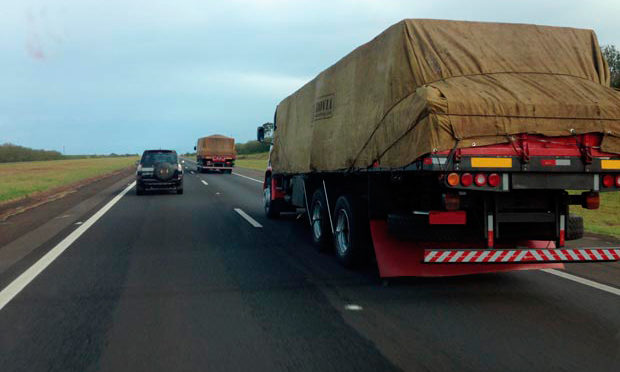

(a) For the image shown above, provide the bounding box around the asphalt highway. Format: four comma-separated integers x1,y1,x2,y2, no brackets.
0,161,619,372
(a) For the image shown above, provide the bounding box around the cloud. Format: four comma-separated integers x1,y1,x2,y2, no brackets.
200,71,311,96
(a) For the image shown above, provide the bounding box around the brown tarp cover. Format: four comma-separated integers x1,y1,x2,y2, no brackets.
271,19,620,173
197,135,236,157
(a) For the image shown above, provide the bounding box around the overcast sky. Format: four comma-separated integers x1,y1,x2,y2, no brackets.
1,0,619,154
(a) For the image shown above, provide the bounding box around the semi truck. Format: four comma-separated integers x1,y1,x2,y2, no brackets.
194,135,236,173
257,19,620,277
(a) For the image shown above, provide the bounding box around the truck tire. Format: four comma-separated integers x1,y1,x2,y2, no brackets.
310,189,331,251
566,214,584,241
264,177,280,218
136,185,144,196
176,187,184,195
333,194,370,268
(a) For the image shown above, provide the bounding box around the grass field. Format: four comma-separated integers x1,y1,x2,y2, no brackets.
0,157,137,203
571,192,620,238
236,152,269,170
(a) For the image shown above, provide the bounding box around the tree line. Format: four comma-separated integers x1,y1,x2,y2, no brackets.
0,143,137,163
235,139,271,155
0,143,63,163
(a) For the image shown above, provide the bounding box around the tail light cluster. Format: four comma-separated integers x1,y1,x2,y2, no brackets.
601,174,620,188
446,172,501,188
582,192,600,210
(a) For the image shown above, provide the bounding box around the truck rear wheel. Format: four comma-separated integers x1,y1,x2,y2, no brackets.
566,214,584,241
310,189,331,251
264,177,280,218
333,194,370,268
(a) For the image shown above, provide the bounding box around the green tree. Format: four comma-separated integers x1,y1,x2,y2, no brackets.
0,143,63,163
235,139,271,154
602,44,620,88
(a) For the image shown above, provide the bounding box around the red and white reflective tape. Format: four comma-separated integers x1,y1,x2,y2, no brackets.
424,248,620,263
558,214,566,247
487,214,494,248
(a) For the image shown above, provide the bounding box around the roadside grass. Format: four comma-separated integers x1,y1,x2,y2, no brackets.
236,152,269,170
571,191,620,238
0,157,137,203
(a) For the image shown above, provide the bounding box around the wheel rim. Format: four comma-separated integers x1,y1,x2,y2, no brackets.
335,209,350,256
264,185,271,211
312,201,323,240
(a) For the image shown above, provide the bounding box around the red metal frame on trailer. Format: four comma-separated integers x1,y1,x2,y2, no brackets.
370,221,619,277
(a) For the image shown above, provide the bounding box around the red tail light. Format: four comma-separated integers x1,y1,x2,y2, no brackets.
488,173,500,187
616,175,620,188
474,173,487,187
460,173,473,187
582,192,600,210
602,175,614,188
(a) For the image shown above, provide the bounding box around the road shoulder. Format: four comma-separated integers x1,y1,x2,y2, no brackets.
0,171,135,277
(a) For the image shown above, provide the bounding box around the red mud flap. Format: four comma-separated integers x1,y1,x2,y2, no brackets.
424,248,620,263
370,220,563,278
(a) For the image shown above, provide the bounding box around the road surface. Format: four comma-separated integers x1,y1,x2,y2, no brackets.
0,161,618,372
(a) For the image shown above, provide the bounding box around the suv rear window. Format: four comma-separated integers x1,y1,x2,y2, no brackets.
140,151,177,166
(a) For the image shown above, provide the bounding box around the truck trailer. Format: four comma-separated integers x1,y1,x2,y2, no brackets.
194,135,236,173
257,19,620,277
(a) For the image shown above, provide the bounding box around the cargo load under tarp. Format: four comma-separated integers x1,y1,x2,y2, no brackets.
197,135,236,157
270,19,620,173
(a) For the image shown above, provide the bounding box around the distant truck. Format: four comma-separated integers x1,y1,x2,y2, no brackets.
257,19,620,277
194,135,236,173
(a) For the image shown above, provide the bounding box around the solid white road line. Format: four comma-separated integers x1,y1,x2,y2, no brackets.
201,180,208,186
542,269,620,297
232,172,263,184
0,181,136,311
234,208,263,228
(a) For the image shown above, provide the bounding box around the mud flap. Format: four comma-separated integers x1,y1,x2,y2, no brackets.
370,220,563,278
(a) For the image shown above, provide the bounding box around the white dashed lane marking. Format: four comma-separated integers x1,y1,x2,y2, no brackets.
232,172,263,184
543,269,620,297
234,208,263,228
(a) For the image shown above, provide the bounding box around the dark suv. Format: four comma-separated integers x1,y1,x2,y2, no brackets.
136,150,183,195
